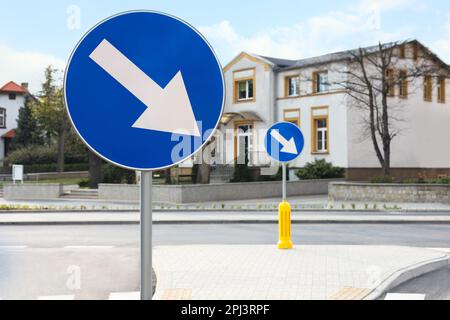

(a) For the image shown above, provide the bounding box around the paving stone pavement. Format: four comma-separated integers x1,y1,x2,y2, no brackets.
153,245,448,300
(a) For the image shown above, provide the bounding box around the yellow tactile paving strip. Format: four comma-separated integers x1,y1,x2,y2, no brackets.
161,288,192,300
329,287,372,300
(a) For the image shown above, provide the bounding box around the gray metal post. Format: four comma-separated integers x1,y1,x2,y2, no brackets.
282,163,287,202
140,171,153,300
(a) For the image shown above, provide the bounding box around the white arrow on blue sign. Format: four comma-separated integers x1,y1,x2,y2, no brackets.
64,11,224,170
265,122,305,162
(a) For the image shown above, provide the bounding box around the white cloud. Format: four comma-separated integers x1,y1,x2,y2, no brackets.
0,43,65,94
355,0,410,13
433,39,450,64
199,0,413,64
431,13,450,64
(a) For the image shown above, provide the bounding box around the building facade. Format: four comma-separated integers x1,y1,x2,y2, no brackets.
0,81,28,164
212,40,450,181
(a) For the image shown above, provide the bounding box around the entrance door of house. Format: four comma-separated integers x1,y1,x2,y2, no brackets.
235,122,253,165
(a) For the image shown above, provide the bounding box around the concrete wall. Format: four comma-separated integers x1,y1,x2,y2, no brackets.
98,183,140,201
329,182,450,203
99,179,342,203
3,183,63,200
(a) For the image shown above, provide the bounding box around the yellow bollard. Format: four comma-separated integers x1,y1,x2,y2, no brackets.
278,200,293,249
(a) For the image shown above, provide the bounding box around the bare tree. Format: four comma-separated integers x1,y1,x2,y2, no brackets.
88,150,102,188
334,41,442,176
195,139,214,184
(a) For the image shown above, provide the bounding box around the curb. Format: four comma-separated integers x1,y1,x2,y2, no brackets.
1,218,450,226
2,208,450,214
364,253,450,300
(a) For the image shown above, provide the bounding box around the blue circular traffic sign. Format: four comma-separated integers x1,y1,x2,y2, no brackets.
265,122,304,162
64,11,224,170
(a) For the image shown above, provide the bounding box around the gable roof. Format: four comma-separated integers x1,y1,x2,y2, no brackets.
224,40,450,73
0,81,28,94
253,55,297,68
1,129,16,139
223,52,273,72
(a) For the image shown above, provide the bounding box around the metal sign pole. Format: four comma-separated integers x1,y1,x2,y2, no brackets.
282,163,287,202
140,170,153,300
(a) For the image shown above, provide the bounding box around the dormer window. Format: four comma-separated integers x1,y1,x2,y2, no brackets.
285,75,300,97
8,93,16,100
313,71,329,93
237,79,254,101
233,68,256,103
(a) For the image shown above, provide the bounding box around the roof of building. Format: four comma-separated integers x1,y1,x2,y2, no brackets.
0,81,28,94
255,43,384,70
1,129,16,139
254,55,297,68
229,40,450,72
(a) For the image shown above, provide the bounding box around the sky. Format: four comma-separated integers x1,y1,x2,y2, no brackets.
0,0,449,93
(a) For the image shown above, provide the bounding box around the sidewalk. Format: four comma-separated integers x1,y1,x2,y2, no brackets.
152,245,450,300
2,196,450,212
1,211,450,225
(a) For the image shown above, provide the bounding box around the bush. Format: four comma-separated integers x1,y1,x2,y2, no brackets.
78,179,90,188
370,175,394,183
296,159,345,180
258,166,283,182
102,163,136,184
5,144,87,166
432,176,450,184
5,145,57,165
0,163,88,174
401,177,426,184
231,164,252,182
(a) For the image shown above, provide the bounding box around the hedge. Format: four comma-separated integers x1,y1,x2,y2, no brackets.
5,144,87,166
0,163,89,174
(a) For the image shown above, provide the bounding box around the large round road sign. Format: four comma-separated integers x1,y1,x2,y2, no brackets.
64,11,224,170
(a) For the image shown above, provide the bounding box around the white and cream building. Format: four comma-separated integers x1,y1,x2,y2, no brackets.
207,40,450,181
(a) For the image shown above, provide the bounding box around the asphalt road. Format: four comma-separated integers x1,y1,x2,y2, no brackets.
0,223,449,300
380,267,450,300
1,223,450,247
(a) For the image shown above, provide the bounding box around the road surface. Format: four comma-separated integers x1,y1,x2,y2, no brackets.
0,223,449,299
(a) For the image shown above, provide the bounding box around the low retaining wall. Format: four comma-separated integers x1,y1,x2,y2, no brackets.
98,183,140,202
329,182,450,204
99,179,342,203
3,183,63,200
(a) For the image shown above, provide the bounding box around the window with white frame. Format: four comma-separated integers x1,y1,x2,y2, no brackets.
286,76,300,97
0,108,6,128
314,71,330,93
315,118,328,152
236,79,254,101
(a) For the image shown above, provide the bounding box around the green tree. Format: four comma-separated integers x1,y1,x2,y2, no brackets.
10,95,43,149
33,66,69,172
